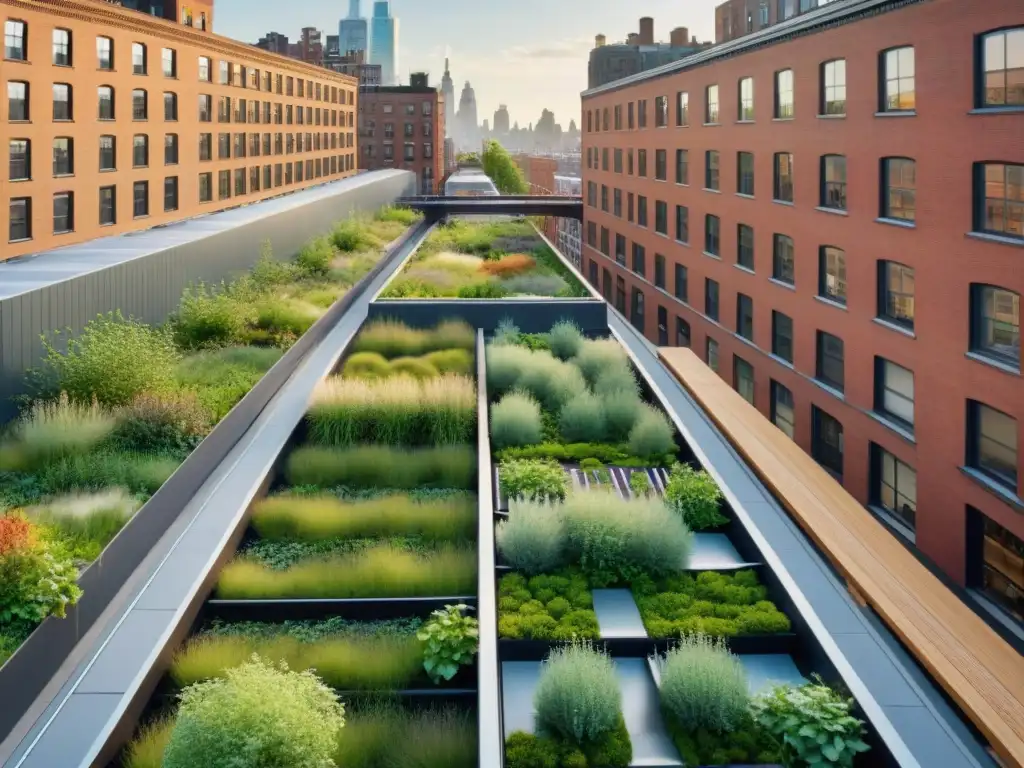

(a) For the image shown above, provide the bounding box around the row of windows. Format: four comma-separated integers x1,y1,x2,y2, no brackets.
585,27,1023,132
2,20,353,105
362,143,436,162
361,101,434,117
360,120,436,138
8,130,355,181
7,155,356,243
587,147,1023,241
4,81,354,128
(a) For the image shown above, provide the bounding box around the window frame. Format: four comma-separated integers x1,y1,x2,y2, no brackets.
737,151,755,195
772,233,795,285
132,180,149,218
820,58,847,115
675,204,689,243
675,149,689,185
736,293,754,341
705,278,720,321
820,154,847,210
52,136,73,176
738,76,754,121
967,400,1019,492
737,223,754,269
705,84,720,124
52,191,74,234
973,162,1023,240
818,246,847,305
881,157,916,222
5,19,27,61
774,68,794,118
676,91,689,126
132,88,148,120
52,82,73,121
132,42,147,75
874,357,915,430
812,405,844,478
99,185,116,226
976,27,1024,108
879,46,916,112
7,80,29,121
97,36,113,70
970,284,1020,369
871,444,917,533
52,28,72,67
734,355,756,404
772,310,794,363
704,214,721,256
8,196,31,242
705,149,720,190
877,261,916,329
816,330,845,393
773,152,794,202
770,380,796,438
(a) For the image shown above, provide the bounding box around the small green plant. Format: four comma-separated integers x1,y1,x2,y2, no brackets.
172,282,252,349
548,320,585,360
161,655,345,768
417,603,479,683
334,703,476,768
112,390,210,455
497,570,598,641
516,352,588,412
628,404,677,458
629,471,651,497
492,318,521,346
496,499,566,575
752,676,870,767
534,640,621,743
572,339,630,386
558,391,608,443
1,394,116,471
285,444,476,490
341,351,392,379
486,344,535,394
665,463,728,530
295,236,334,276
578,458,605,471
491,391,544,449
602,391,643,442
499,458,568,502
656,633,750,733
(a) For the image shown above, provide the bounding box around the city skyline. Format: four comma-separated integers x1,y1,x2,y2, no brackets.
216,0,719,127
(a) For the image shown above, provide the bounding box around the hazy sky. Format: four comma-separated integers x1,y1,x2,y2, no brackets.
215,0,718,129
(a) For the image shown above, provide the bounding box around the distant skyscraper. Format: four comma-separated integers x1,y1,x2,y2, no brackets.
369,1,398,86
457,81,479,151
339,0,368,58
494,104,510,135
441,57,456,140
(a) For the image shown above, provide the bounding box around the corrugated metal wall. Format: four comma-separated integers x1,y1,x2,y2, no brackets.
0,171,415,418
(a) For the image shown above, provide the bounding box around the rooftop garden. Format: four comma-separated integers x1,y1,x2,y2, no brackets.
380,219,588,299
0,207,420,668
119,318,482,767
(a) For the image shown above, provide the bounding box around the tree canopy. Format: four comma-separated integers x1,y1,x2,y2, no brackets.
481,140,529,195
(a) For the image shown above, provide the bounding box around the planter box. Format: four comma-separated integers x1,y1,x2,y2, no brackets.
203,596,479,623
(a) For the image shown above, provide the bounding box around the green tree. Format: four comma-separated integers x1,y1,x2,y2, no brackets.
481,140,529,195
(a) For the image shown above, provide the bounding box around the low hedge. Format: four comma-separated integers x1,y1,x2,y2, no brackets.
497,570,599,640
505,718,632,768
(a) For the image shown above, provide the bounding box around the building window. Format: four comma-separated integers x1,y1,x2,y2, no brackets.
974,512,1024,624
705,85,719,124
132,89,148,120
771,381,795,438
737,77,754,121
881,46,915,111
52,28,72,66
705,278,720,321
734,356,755,404
819,246,847,304
675,264,688,302
974,162,1023,239
654,254,666,289
5,19,27,61
775,69,794,118
820,155,847,210
737,151,754,195
820,58,846,115
614,189,622,217
9,197,30,241
655,149,667,181
99,185,115,225
737,223,754,269
199,94,212,123
199,172,212,203
615,275,626,314
164,92,177,121
199,56,211,82
132,180,148,217
872,446,917,532
736,293,754,341
675,149,688,185
601,185,609,212
881,157,916,222
979,27,1024,107
874,357,915,429
99,135,116,171
706,337,720,372
8,81,28,121
676,91,689,126
132,42,147,75
637,99,647,128
655,201,668,235
812,406,844,478
705,214,720,256
971,284,1020,368
772,311,794,363
632,242,646,276
164,133,178,165
638,195,648,226
614,148,623,173
638,149,648,177
133,134,148,167
772,234,795,285
52,192,73,233
162,47,176,77
9,138,29,180
816,331,845,393
657,306,669,345
878,261,915,329
235,168,246,196
52,137,73,176
53,83,72,121
655,95,668,127
97,36,113,70
631,288,645,333
968,401,1018,491
773,152,794,202
676,317,691,347
675,205,689,243
164,176,178,211
705,150,720,190
98,85,115,120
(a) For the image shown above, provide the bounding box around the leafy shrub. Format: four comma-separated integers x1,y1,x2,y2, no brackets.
491,391,543,449
558,391,607,443
255,298,322,336
251,493,475,542
593,366,639,398
354,319,474,358
172,282,252,349
123,717,174,768
307,374,476,447
629,471,651,497
578,458,604,471
486,344,535,395
516,352,588,412
285,445,476,490
628,405,676,458
492,318,522,346
572,339,629,386
562,491,691,586
38,451,178,496
341,351,391,379
496,442,674,467
162,655,345,768
480,253,536,277
29,489,137,562
250,246,300,289
332,219,376,252
752,676,870,767
303,286,344,309
499,458,568,502
216,544,477,599
31,311,180,407
389,356,440,379
417,603,479,683
547,320,585,361
174,346,283,421
375,205,421,225
496,499,566,574
505,725,632,768
534,641,621,743
501,272,570,297
656,633,750,733
424,348,474,375
457,280,508,299
665,463,727,530
334,703,476,768
505,731,560,768
497,570,598,640
112,391,210,455
295,236,334,276
601,392,643,443
1,394,116,471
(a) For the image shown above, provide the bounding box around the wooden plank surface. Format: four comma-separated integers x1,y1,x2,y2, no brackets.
659,347,1024,768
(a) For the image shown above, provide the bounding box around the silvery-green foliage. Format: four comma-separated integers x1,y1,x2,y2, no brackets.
491,391,543,449
533,640,621,742
656,633,749,733
495,499,567,575
628,404,676,457
602,392,643,441
547,320,585,361
486,344,535,395
571,339,629,386
558,391,608,443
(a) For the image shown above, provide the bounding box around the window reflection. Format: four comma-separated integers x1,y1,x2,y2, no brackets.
982,28,1024,106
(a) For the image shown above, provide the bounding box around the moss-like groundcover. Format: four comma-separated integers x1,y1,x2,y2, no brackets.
0,208,419,667
380,219,588,299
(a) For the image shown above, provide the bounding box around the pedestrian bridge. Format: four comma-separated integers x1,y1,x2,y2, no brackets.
394,195,584,220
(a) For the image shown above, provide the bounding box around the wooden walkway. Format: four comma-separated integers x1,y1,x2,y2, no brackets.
659,347,1024,768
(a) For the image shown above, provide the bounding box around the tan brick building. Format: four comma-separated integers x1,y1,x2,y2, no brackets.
2,0,358,261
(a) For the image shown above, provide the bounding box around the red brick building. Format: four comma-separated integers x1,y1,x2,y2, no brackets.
581,0,1023,624
358,74,444,194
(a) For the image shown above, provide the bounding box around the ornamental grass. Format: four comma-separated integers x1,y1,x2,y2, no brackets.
353,319,475,359
284,444,476,490
306,374,476,447
0,393,116,472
